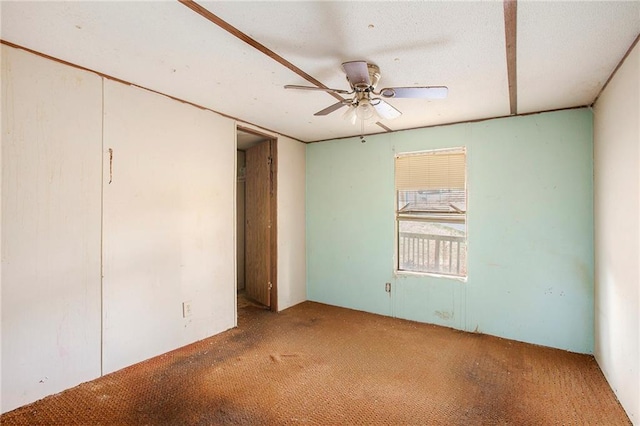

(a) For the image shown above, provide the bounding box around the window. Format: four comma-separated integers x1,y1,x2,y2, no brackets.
395,148,467,277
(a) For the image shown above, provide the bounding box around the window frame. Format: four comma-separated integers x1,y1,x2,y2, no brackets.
394,147,468,280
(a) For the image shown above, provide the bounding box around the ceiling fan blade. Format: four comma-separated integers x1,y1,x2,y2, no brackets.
378,86,448,99
372,99,402,120
285,84,352,95
342,61,371,88
314,101,348,116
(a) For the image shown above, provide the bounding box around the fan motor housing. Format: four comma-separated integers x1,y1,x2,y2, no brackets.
346,63,381,91
367,63,381,89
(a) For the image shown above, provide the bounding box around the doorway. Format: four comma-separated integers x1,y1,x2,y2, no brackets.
237,127,277,312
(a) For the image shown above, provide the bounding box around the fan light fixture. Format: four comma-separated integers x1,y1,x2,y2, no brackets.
342,106,357,125
355,99,376,120
342,101,379,126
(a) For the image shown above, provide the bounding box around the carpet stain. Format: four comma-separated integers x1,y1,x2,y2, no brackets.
0,299,631,425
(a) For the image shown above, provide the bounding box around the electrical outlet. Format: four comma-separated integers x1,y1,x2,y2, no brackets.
182,301,192,318
385,282,391,293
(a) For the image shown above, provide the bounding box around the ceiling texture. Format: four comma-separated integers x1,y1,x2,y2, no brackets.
1,1,639,143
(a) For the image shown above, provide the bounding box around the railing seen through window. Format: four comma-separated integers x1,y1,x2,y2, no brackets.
395,149,467,277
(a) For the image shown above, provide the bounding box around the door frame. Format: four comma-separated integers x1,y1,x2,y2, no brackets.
237,126,278,312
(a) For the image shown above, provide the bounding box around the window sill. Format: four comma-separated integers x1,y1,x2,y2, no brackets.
394,269,468,282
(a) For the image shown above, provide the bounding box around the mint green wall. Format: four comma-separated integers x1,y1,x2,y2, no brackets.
306,109,594,354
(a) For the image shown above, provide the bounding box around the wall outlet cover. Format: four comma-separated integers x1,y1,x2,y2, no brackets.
182,301,192,318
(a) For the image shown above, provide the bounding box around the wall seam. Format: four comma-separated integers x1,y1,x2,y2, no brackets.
100,77,105,377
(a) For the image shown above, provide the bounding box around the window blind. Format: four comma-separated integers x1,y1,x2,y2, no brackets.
395,150,466,191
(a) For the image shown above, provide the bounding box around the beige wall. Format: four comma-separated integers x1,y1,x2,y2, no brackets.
1,46,237,411
277,136,307,311
1,46,103,412
593,40,639,424
1,45,308,413
101,81,236,374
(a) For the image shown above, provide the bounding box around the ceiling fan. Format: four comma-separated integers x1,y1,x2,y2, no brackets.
285,61,448,124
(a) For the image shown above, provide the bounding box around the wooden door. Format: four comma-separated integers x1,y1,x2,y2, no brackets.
245,139,276,307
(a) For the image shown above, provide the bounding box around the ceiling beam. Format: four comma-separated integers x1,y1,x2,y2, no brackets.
177,0,392,133
504,0,518,115
177,0,343,104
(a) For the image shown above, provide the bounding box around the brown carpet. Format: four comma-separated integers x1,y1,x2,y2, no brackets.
1,299,630,425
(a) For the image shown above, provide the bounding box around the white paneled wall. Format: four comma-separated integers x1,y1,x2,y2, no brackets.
0,46,244,412
277,136,307,310
1,47,103,412
101,81,236,373
1,45,307,413
593,41,639,424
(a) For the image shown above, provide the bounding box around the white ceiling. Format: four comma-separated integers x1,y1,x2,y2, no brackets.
1,1,638,143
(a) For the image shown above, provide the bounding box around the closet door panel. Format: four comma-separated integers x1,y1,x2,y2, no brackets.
1,46,102,413
102,81,235,374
